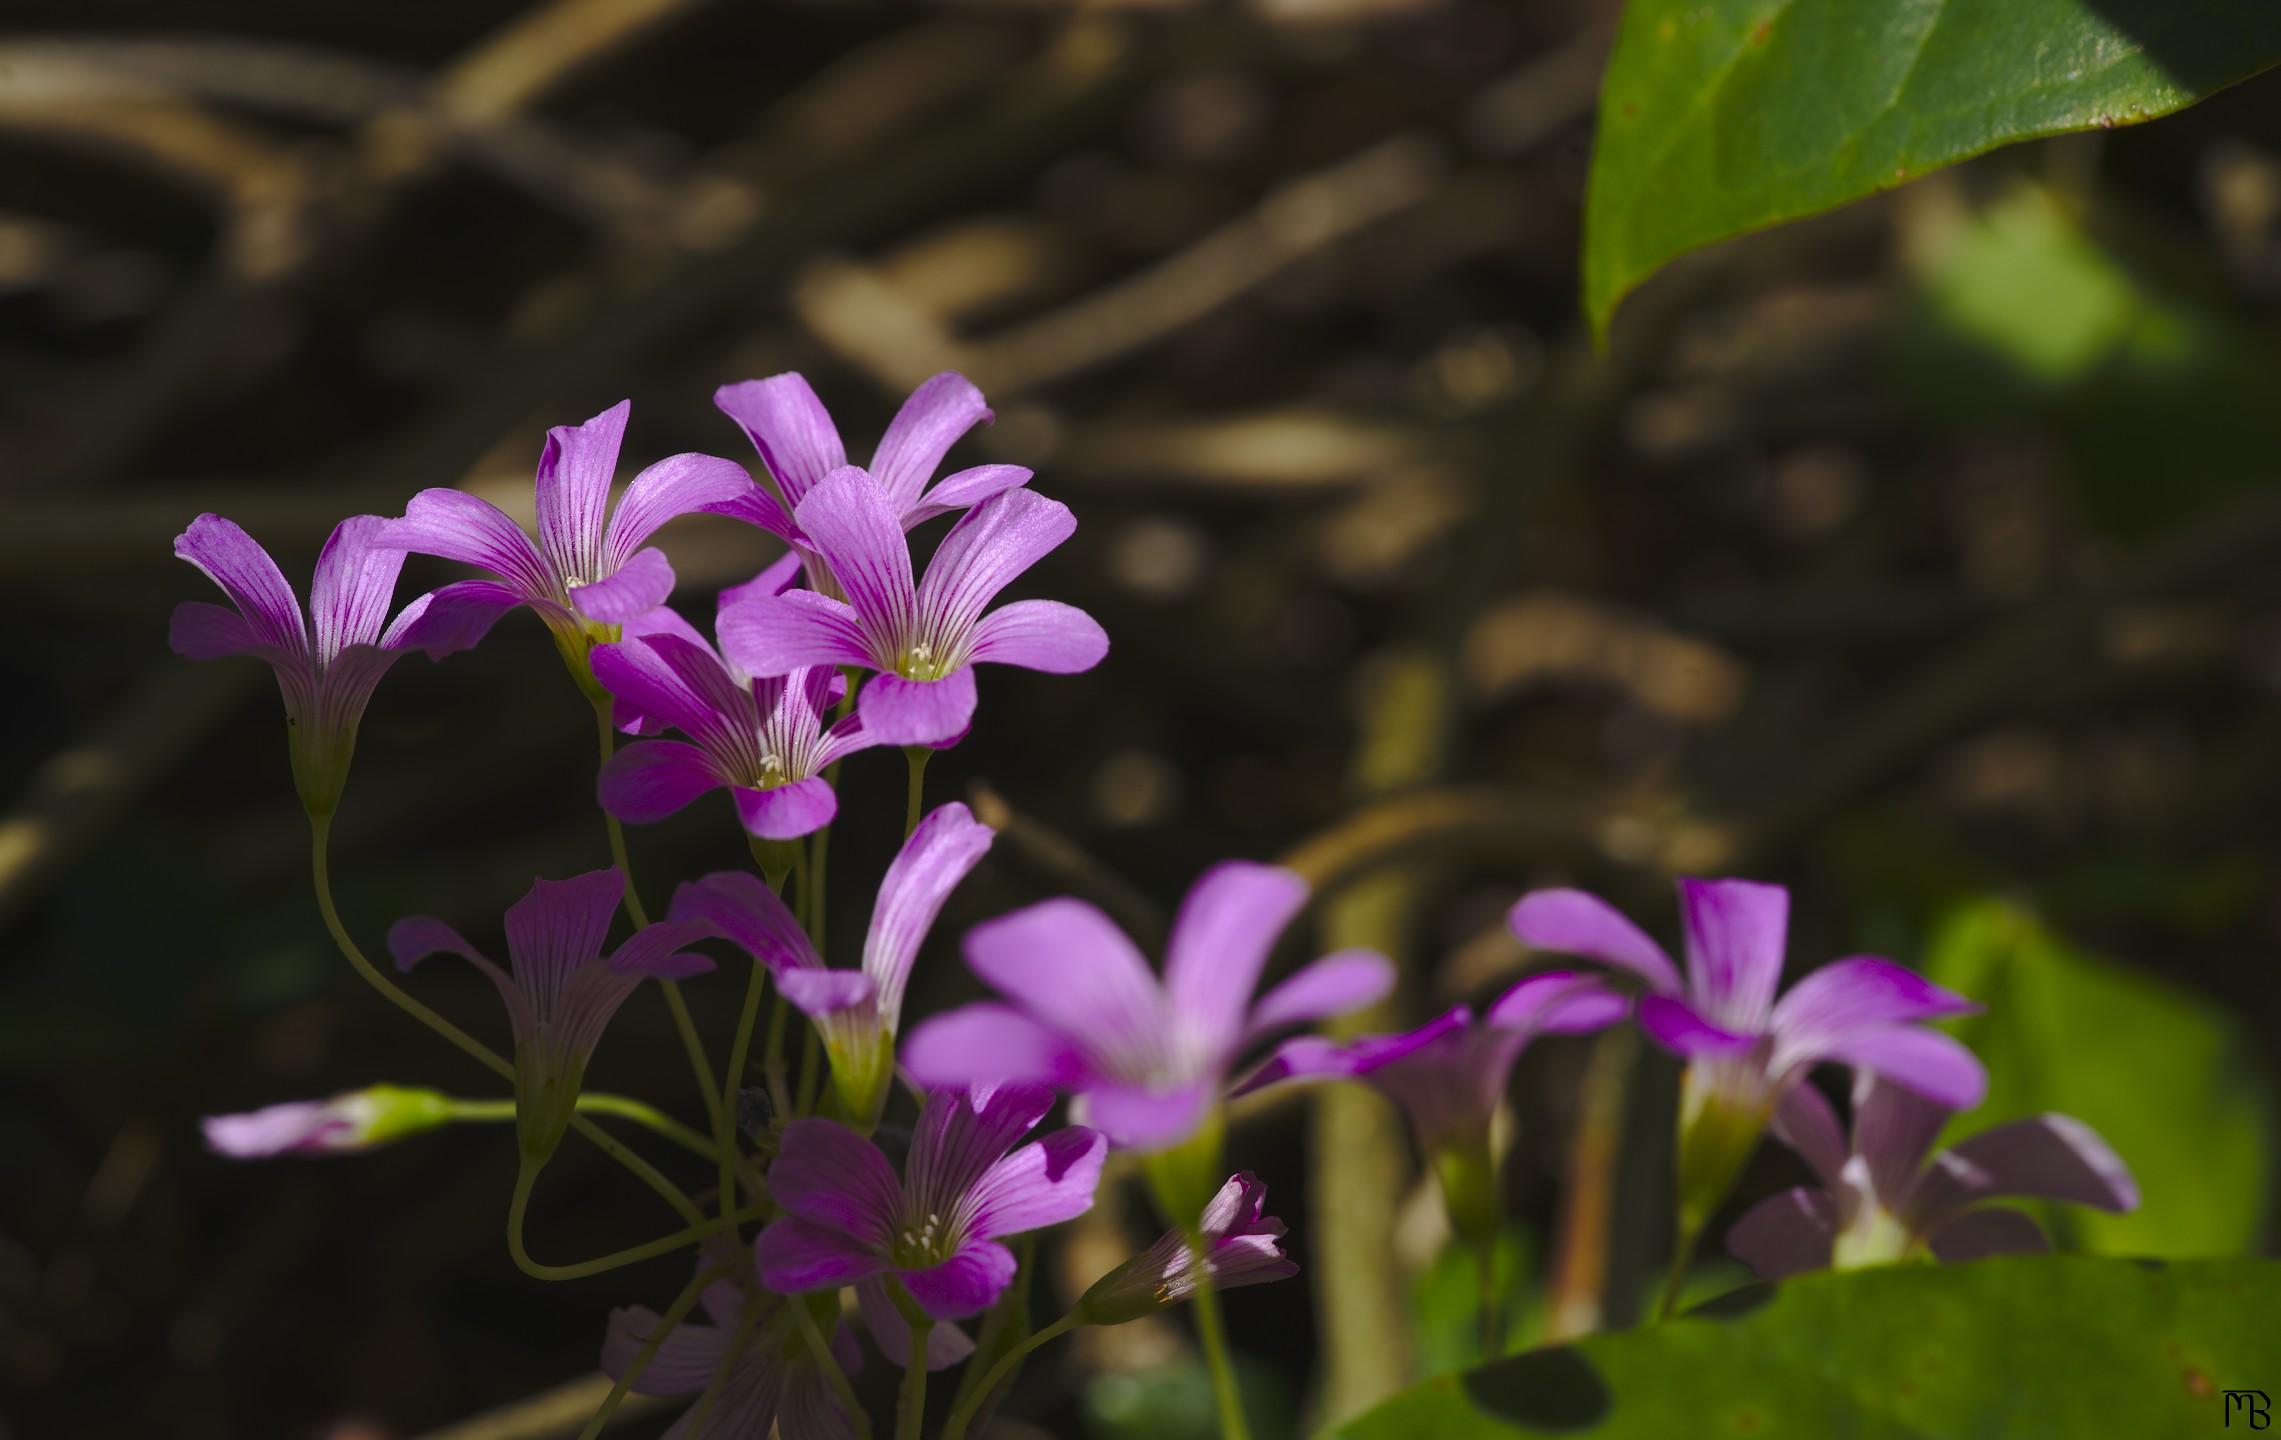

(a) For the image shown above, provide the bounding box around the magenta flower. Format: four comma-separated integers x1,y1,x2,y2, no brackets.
670,803,993,1124
202,1085,453,1158
755,1084,1107,1321
169,513,443,816
1076,1172,1298,1325
602,1243,864,1439
388,870,715,1159
901,862,1394,1152
590,561,877,841
711,370,1032,590
1728,1076,2138,1279
716,468,1107,746
379,399,754,667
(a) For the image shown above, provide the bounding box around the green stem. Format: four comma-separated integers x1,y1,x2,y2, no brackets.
940,1311,1079,1440
1656,1215,1704,1322
897,1312,934,1440
445,1094,718,1161
1477,1236,1504,1359
575,1261,737,1440
792,1294,871,1440
903,745,931,838
1187,1229,1249,1440
507,1160,761,1282
720,956,769,1213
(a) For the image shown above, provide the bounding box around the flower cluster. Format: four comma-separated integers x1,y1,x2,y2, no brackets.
177,369,2137,1437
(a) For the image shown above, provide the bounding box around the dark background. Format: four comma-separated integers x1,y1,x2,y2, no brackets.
3,2,2277,1436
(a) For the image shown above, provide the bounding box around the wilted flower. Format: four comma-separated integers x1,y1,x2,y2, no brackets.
1728,1075,2138,1279
755,1084,1106,1321
1234,971,1625,1241
671,803,992,1126
379,399,753,688
902,862,1393,1155
202,1085,454,1158
717,468,1106,746
711,370,1032,592
1077,1172,1298,1325
170,513,444,817
1509,879,1985,1231
389,870,714,1160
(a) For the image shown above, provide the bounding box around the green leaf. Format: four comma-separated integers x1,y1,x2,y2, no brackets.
1923,900,2271,1258
1584,0,2281,338
1328,1257,2281,1438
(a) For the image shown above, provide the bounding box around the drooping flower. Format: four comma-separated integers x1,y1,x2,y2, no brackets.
716,467,1107,746
378,399,754,687
201,1085,455,1158
601,1241,864,1440
1076,1172,1299,1325
590,557,877,841
388,869,715,1160
755,1084,1107,1321
710,371,1032,591
169,513,445,817
901,862,1395,1154
670,803,993,1125
1233,971,1625,1241
1508,879,1986,1230
1727,1075,2137,1279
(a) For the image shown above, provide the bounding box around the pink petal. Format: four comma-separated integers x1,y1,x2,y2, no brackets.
604,451,754,573
870,372,992,512
792,466,918,645
861,801,995,1033
169,601,272,662
308,516,406,660
717,589,875,678
715,374,847,507
1078,1082,1211,1152
1244,948,1393,1041
964,1126,1106,1240
857,671,977,747
1813,1024,1987,1111
1164,862,1309,1057
1483,969,1631,1035
383,488,555,600
1768,1083,1850,1192
858,1279,975,1371
1725,1188,1838,1279
755,1216,890,1293
172,513,307,653
534,400,628,586
1636,993,1759,1059
967,599,1108,674
905,463,1032,527
598,739,729,823
900,1004,1085,1090
568,546,676,624
600,1306,730,1395
768,1118,904,1245
733,778,839,839
1769,957,1978,1075
1925,1207,2049,1262
777,966,877,1018
899,1239,1018,1321
1506,888,1683,995
669,871,820,975
1678,877,1790,1031
913,488,1074,645
963,898,1166,1067
503,870,625,995
1911,1113,2138,1231
392,579,525,659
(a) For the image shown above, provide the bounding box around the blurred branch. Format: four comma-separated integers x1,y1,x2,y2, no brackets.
412,1375,661,1440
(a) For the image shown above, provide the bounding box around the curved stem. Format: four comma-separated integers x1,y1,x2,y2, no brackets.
445,1094,719,1161
719,956,769,1214
1476,1236,1505,1359
1656,1215,1703,1322
940,1311,1079,1440
508,1159,761,1282
897,1312,934,1440
791,1294,871,1440
575,1261,737,1440
1187,1231,1250,1440
903,745,931,838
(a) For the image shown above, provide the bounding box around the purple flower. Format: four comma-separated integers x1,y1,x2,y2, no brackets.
901,861,1395,1153
670,803,993,1124
388,869,715,1159
1728,1076,2138,1279
1508,879,1987,1225
202,1085,453,1158
710,371,1032,591
602,1242,864,1440
591,559,877,841
1076,1172,1299,1325
716,468,1107,747
379,399,754,674
169,513,442,816
754,1084,1107,1321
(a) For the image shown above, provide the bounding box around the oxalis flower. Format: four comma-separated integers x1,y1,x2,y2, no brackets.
670,803,993,1126
716,467,1106,747
591,556,877,841
902,862,1394,1173
1076,1172,1298,1325
1508,878,1987,1230
1728,1075,2137,1279
388,870,715,1160
602,1240,864,1440
170,513,445,817
378,399,754,689
202,1085,455,1158
755,1083,1107,1321
710,370,1031,593
1233,971,1625,1243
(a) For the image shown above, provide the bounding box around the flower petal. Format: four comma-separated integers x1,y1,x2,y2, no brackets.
1244,948,1393,1042
914,488,1075,646
900,1004,1086,1090
905,463,1031,528
591,632,755,763
1925,1207,2049,1263
715,550,805,616
173,513,307,653
309,516,406,660
569,547,677,623
601,1307,731,1395
1506,888,1684,995
718,589,875,677
963,898,1166,1070
669,871,820,975
1812,1024,1987,1111
1910,1113,2138,1232
1164,862,1309,1058
609,919,718,979
794,466,918,646
604,452,755,573
1846,1074,1954,1208
1678,878,1790,1031
1769,957,1978,1076
716,374,847,508
1768,1082,1850,1192
856,671,976,747
169,601,274,662
1724,1188,1838,1280
870,372,991,512
386,916,520,1020
392,579,525,659
900,1239,1018,1320
1077,1082,1211,1152
963,1126,1106,1240
503,870,625,996
598,739,730,823
905,1083,1056,1218
863,801,994,1035
858,1278,975,1370
1635,993,1758,1059
383,488,555,600
768,1118,904,1246
535,400,628,585
755,1216,890,1293
777,967,878,1019
1483,969,1631,1035
967,599,1108,674
733,779,839,839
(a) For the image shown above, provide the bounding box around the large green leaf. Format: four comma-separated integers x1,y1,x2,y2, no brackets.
1924,900,2271,1258
1329,1257,2280,1438
1584,0,2281,337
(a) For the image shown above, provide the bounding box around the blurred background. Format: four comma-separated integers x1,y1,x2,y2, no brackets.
3,1,2277,1436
